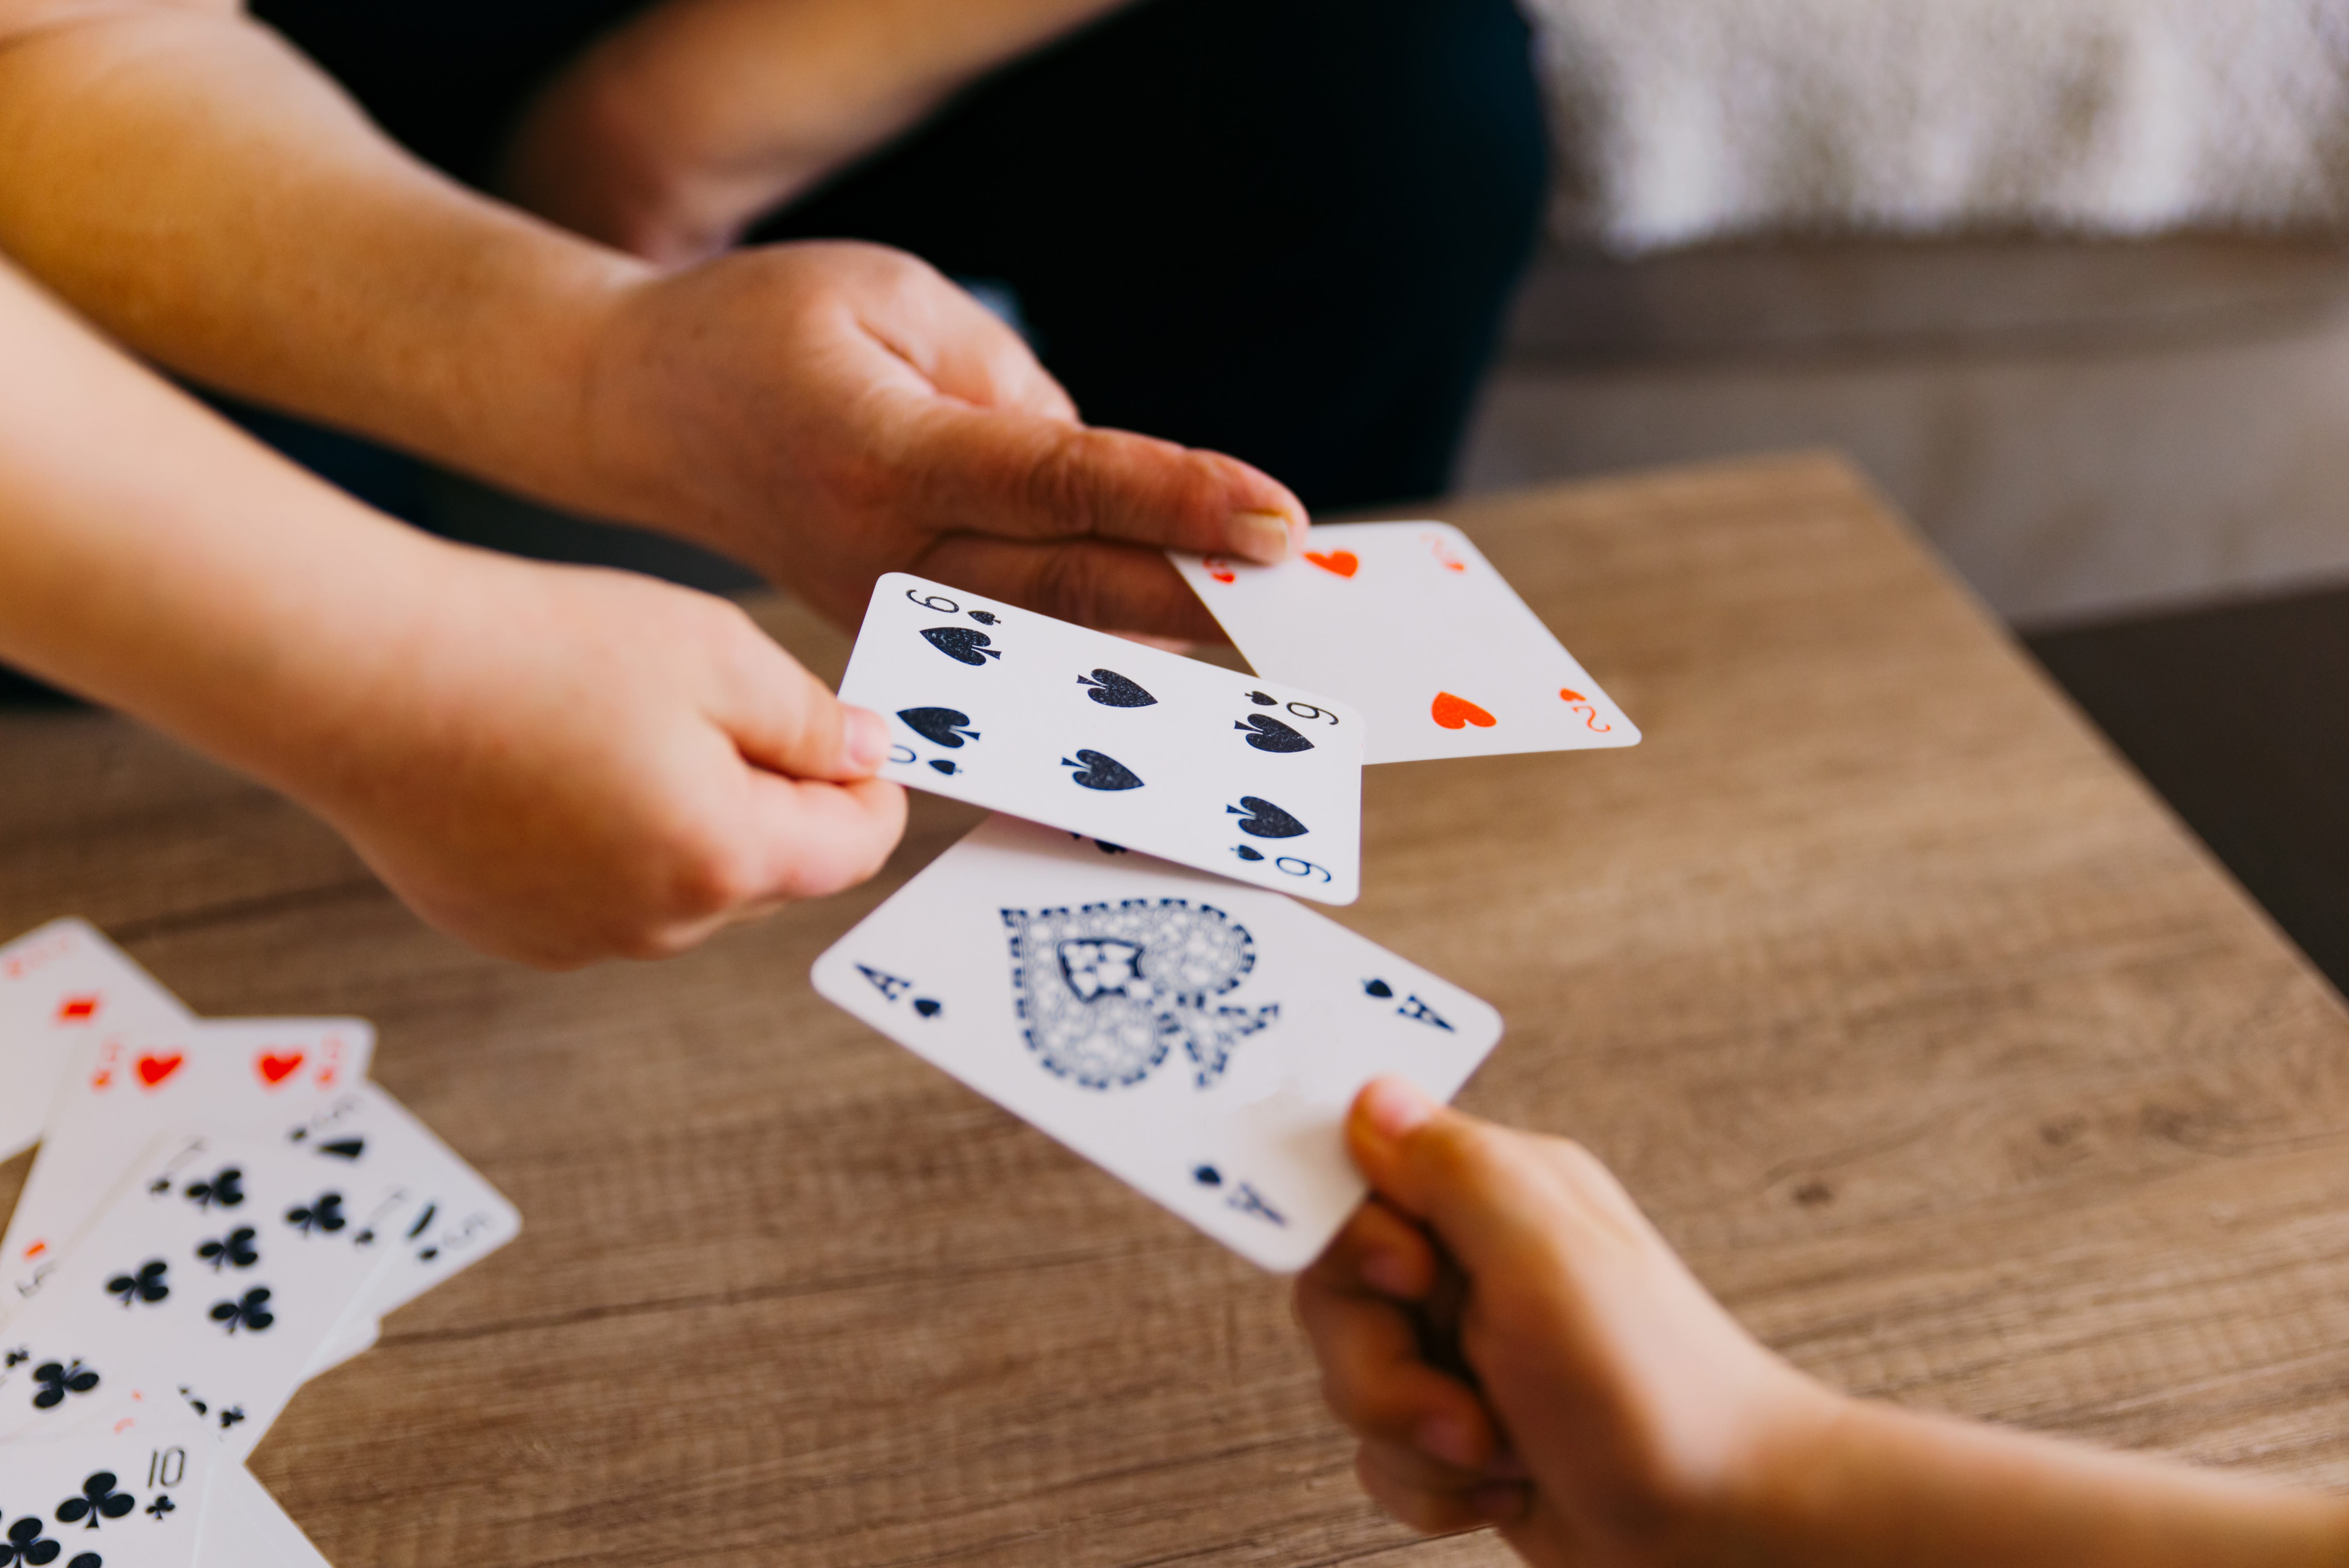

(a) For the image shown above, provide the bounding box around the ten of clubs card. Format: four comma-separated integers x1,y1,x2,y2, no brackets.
1171,521,1641,764
812,815,1502,1271
838,573,1366,905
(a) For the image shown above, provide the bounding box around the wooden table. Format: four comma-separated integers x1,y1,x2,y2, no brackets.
4,454,2346,1565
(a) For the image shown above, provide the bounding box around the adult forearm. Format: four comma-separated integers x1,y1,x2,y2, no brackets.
1733,1395,2349,1568
499,0,1129,261
0,6,655,524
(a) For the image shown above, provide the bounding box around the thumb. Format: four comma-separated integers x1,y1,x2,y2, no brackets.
1345,1078,1574,1279
713,632,892,784
895,397,1307,565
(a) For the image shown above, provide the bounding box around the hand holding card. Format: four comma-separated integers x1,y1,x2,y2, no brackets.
839,574,1367,904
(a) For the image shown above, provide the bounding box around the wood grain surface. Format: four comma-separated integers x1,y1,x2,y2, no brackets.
3,454,2345,1566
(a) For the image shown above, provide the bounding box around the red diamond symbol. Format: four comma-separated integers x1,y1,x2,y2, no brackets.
55,996,99,1023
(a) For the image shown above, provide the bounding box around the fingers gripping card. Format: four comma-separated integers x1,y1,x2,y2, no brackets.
1170,522,1640,765
812,815,1502,1272
838,574,1365,904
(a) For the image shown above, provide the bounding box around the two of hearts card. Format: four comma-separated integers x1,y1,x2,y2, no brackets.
1171,520,1641,764
0,918,519,1565
819,535,1627,1273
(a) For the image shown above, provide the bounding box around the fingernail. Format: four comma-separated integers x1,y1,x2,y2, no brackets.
1361,1247,1415,1297
1358,1077,1437,1145
1231,509,1296,563
1416,1416,1479,1470
845,707,889,772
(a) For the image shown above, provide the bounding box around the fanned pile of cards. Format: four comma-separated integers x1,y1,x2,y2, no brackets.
816,522,1639,1270
0,918,520,1563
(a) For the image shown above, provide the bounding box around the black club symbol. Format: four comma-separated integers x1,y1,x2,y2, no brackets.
285,1192,345,1235
144,1498,173,1520
210,1288,274,1335
104,1261,168,1309
184,1167,244,1210
196,1228,258,1271
31,1361,99,1410
3,1349,25,1368
56,1473,132,1530
0,1515,59,1565
216,1406,246,1431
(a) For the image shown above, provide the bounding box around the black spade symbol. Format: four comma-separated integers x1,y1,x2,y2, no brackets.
1364,979,1394,999
1233,845,1265,862
1193,1165,1224,1186
1237,715,1314,753
318,1138,365,1160
1246,691,1278,707
913,998,943,1018
928,759,961,775
1078,669,1157,708
899,707,978,748
920,627,1001,666
1062,750,1143,791
1227,796,1306,838
969,610,1000,625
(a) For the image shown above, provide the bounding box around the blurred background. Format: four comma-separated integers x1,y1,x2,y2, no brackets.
1459,0,2349,992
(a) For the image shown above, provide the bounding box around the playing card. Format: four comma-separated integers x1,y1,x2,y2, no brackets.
29,1377,324,1568
0,1135,416,1462
0,1430,216,1568
811,815,1502,1270
1171,521,1641,764
839,573,1366,905
0,920,192,1163
208,1459,328,1568
269,1083,519,1319
2,1021,373,1309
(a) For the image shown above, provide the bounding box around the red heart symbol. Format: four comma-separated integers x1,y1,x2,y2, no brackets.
257,1051,306,1086
1210,568,1235,584
136,1053,184,1088
1430,692,1497,731
1559,688,1585,702
1305,550,1359,579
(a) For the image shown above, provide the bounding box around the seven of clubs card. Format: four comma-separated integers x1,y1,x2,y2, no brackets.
1171,521,1641,764
838,574,1366,905
0,1135,417,1463
812,815,1501,1272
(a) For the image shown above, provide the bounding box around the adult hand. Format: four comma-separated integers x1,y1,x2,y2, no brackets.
1294,1079,1835,1566
583,240,1304,642
296,548,906,969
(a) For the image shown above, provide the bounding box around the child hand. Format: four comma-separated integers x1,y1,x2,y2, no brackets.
1295,1079,1838,1566
283,549,906,968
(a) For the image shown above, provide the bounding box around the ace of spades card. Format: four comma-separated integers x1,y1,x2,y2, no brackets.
838,574,1366,905
0,1135,417,1462
811,815,1502,1272
1170,521,1640,764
